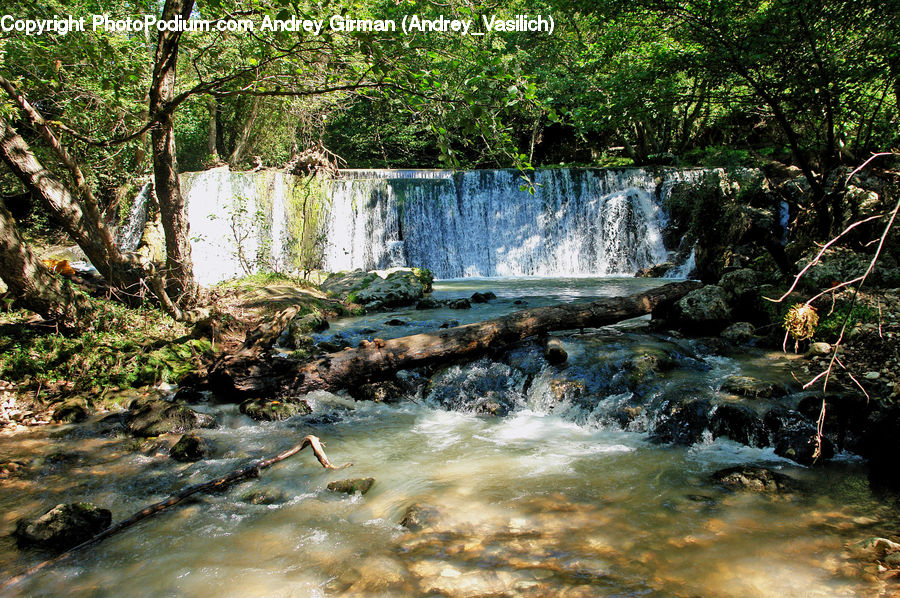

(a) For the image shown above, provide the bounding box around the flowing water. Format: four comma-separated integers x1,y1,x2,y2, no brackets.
2,279,898,597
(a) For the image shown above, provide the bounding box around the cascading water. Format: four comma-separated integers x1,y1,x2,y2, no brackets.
117,181,153,253
322,168,703,278
120,167,705,284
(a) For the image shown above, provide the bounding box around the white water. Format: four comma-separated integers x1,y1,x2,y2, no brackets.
323,168,703,278
122,167,706,284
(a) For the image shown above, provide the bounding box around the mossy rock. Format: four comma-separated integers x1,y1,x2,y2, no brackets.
239,398,311,421
14,503,112,550
712,466,797,493
52,399,89,423
169,432,212,462
126,397,217,437
327,477,374,495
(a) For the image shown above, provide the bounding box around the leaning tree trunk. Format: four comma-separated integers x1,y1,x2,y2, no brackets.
0,199,94,328
149,0,197,307
210,281,702,398
0,115,182,318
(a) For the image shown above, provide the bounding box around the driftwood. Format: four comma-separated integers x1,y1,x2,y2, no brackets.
211,280,701,398
1,435,349,591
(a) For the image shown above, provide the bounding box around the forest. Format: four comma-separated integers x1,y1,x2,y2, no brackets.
1,0,900,596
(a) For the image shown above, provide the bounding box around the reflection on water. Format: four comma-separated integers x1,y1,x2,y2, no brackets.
1,277,898,597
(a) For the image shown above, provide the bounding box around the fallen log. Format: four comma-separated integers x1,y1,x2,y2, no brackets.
1,435,349,591
210,280,701,398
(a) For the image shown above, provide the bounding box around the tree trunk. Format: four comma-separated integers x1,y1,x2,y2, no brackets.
149,0,197,307
229,96,260,166
210,281,702,398
207,97,219,163
0,115,143,294
0,199,94,328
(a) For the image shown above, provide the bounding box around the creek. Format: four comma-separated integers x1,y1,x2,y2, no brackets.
1,278,898,597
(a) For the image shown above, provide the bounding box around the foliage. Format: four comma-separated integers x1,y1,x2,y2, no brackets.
814,300,876,341
0,298,211,399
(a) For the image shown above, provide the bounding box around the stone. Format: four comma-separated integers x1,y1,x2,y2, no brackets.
718,269,759,304
448,298,471,310
327,477,374,495
240,489,289,505
353,270,427,309
320,269,378,299
52,399,89,424
384,318,407,326
126,397,217,438
676,285,732,332
416,298,445,310
14,503,112,550
350,380,405,403
709,404,768,446
400,503,441,531
764,407,834,465
720,322,755,343
543,338,567,364
806,342,832,357
712,466,796,493
169,432,212,462
650,398,712,445
439,320,459,329
239,398,311,421
470,291,497,303
634,262,674,278
720,375,785,398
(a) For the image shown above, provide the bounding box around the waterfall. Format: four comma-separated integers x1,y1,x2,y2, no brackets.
121,167,709,284
322,168,700,279
118,181,153,252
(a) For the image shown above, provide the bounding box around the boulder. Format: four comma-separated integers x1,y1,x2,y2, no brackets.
320,270,378,299
14,503,112,550
52,399,89,424
806,342,832,357
416,298,444,310
675,285,732,333
239,398,311,421
650,397,712,445
718,269,759,304
169,432,212,462
384,318,407,326
448,298,471,310
126,397,217,438
720,322,755,343
353,270,427,309
327,477,375,495
349,380,406,403
470,291,497,303
764,407,834,465
709,404,768,446
712,466,797,493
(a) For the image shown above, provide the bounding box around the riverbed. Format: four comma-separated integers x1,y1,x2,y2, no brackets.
1,278,897,597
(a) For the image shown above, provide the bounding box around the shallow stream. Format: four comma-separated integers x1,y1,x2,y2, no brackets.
1,278,898,597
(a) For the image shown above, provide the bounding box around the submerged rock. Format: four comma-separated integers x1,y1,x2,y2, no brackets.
169,432,212,462
399,503,441,531
384,318,407,326
239,398,311,421
712,466,797,493
416,297,444,310
327,477,374,495
240,489,290,505
14,503,112,550
126,397,217,438
764,407,834,465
